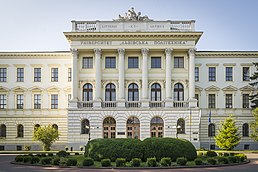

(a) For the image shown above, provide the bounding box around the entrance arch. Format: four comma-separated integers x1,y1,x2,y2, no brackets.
127,117,140,139
150,117,164,137
103,117,116,138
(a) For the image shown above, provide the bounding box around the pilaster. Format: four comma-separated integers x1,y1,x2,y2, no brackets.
93,48,102,108
165,48,173,107
141,48,149,106
70,48,78,108
118,48,125,107
188,48,197,108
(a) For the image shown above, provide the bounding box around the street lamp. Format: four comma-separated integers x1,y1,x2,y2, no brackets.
173,125,181,139
85,125,95,141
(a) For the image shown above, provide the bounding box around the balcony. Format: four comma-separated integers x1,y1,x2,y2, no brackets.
102,101,117,108
126,101,141,108
149,101,164,108
78,101,93,108
173,101,189,108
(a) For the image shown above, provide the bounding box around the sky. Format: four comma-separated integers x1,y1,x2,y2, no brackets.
0,0,258,52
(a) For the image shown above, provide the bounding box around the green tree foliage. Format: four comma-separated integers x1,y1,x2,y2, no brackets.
250,108,258,141
33,124,60,151
215,115,241,150
249,62,258,108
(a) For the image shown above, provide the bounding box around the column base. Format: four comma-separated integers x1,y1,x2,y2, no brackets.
165,99,174,108
93,99,102,108
141,99,149,108
188,98,197,108
117,99,126,108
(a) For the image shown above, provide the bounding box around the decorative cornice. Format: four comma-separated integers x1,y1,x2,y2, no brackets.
141,48,149,55
117,48,125,55
70,48,78,57
196,51,258,58
188,48,196,55
165,48,172,55
0,52,71,59
93,48,102,55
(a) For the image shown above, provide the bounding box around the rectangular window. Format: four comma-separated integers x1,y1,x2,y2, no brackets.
225,67,233,81
105,57,116,68
209,67,216,81
243,67,250,81
51,68,58,82
0,68,7,82
195,94,199,107
225,94,233,108
34,68,41,82
195,67,199,81
82,57,93,69
208,94,216,108
16,145,22,151
174,57,184,68
17,68,24,82
128,57,139,68
51,94,58,109
243,94,250,108
34,94,41,109
17,94,24,109
68,68,72,82
151,57,161,68
0,94,7,109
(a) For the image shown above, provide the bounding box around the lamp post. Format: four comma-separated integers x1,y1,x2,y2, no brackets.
85,125,95,141
176,125,181,139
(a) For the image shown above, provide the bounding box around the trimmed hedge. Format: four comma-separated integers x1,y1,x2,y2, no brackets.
85,138,197,162
101,159,111,167
57,150,68,157
146,158,157,167
31,156,40,164
160,157,172,167
40,157,52,165
67,158,77,166
130,158,141,167
207,158,217,165
206,151,217,157
23,156,32,163
176,157,187,166
218,157,228,164
51,157,60,165
194,158,203,165
228,156,238,163
83,157,94,166
116,158,126,167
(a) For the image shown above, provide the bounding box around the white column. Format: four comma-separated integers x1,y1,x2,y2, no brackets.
188,48,197,107
70,48,78,108
165,48,173,107
117,48,125,107
94,48,102,107
141,48,149,107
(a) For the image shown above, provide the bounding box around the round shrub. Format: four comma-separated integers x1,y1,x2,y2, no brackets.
235,153,247,162
31,156,40,164
160,157,172,167
57,150,68,157
223,152,229,157
23,156,32,163
176,157,187,166
207,158,217,165
130,158,141,167
228,156,238,163
41,153,47,157
51,157,60,165
116,158,126,167
48,153,53,157
101,159,111,167
146,158,157,167
194,158,203,165
59,157,68,167
83,157,94,166
15,155,24,162
218,157,228,164
40,157,52,165
206,151,217,157
66,158,77,166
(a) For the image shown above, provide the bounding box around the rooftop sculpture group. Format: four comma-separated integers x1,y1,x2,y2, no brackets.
114,7,152,21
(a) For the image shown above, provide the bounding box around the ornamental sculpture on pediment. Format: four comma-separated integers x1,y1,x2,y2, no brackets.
114,7,153,21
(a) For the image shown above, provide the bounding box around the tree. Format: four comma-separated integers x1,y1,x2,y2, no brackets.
33,124,60,151
215,115,241,150
249,62,258,108
250,108,258,141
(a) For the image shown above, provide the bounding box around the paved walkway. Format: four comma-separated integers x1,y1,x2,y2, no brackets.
0,153,258,172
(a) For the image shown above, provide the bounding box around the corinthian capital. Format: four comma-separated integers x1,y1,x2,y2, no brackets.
93,48,102,55
117,48,125,55
70,48,78,56
188,48,196,55
141,48,149,55
165,48,173,55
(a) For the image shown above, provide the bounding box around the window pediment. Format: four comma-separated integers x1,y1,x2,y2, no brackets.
205,85,220,91
222,85,238,92
12,86,27,92
195,85,203,92
0,86,10,92
28,86,44,92
239,85,254,91
46,86,60,93
63,86,71,92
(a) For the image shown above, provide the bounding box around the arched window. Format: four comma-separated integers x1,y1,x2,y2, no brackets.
0,124,6,137
52,124,58,131
17,124,24,137
177,118,185,134
34,124,40,132
83,83,93,101
151,83,161,101
150,117,164,138
127,117,140,139
208,123,215,137
174,83,184,101
103,117,116,138
105,83,116,101
128,83,139,101
242,123,249,137
81,119,90,134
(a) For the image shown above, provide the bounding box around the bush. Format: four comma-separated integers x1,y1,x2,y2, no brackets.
48,153,53,157
235,153,247,162
85,138,197,162
28,153,34,157
23,156,32,163
218,152,223,156
160,157,172,167
41,153,47,157
31,156,40,164
176,157,187,166
146,158,157,167
24,145,31,151
228,156,238,163
15,155,24,162
57,150,68,157
194,158,203,165
101,159,111,167
206,151,217,157
59,157,68,167
66,158,77,166
223,152,229,157
229,152,235,156
130,158,141,167
75,152,79,155
83,157,94,166
40,157,52,165
207,158,217,165
116,158,126,167
197,152,204,157
218,157,228,164
51,157,60,165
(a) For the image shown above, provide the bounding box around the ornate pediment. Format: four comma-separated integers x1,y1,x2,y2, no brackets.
46,86,60,93
0,86,10,92
11,86,27,92
114,7,152,21
239,85,254,91
205,85,220,91
195,85,203,92
28,86,44,92
222,85,238,92
63,86,71,93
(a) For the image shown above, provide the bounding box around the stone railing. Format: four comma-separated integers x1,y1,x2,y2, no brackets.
71,20,195,32
173,101,189,108
149,101,164,108
102,101,117,108
126,101,142,108
78,101,93,108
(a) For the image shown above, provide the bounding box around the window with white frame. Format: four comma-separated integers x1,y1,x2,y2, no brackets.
208,94,216,108
16,94,24,109
51,94,58,109
195,67,199,81
51,68,58,82
0,94,7,109
208,67,216,81
34,94,41,109
34,68,41,82
242,94,249,108
243,67,250,81
225,67,233,81
82,57,93,69
17,68,24,82
225,94,233,108
0,68,7,82
174,57,184,68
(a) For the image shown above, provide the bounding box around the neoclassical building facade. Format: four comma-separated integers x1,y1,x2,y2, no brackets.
0,9,257,150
